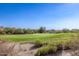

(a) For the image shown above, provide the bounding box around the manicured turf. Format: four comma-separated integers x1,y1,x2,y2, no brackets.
0,33,75,42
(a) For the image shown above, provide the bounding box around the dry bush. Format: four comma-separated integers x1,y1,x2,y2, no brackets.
35,45,57,56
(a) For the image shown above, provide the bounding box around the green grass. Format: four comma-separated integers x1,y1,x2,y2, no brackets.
0,33,74,42
0,33,76,47
0,33,73,44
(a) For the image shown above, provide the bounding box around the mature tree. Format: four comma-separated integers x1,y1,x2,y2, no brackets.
14,28,24,34
71,29,79,33
38,27,46,33
26,28,35,34
23,28,27,34
62,28,70,33
0,27,5,34
4,27,12,34
55,30,62,33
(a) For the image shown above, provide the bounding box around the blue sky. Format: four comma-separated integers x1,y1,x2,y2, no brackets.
0,3,79,29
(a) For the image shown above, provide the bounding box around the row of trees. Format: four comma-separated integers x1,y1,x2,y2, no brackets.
0,26,79,34
0,27,46,34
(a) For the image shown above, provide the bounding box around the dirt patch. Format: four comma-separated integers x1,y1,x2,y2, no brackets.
0,41,38,56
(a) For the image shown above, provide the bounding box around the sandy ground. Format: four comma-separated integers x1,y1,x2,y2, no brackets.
0,41,38,56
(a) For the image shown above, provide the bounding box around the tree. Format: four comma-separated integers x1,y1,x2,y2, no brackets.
48,29,56,33
55,30,62,33
71,29,79,33
4,27,12,34
0,27,5,34
14,28,24,34
38,27,46,33
23,28,27,34
26,28,35,34
62,28,70,33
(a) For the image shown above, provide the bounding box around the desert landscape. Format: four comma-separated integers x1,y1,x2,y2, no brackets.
0,27,79,56
0,3,79,56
